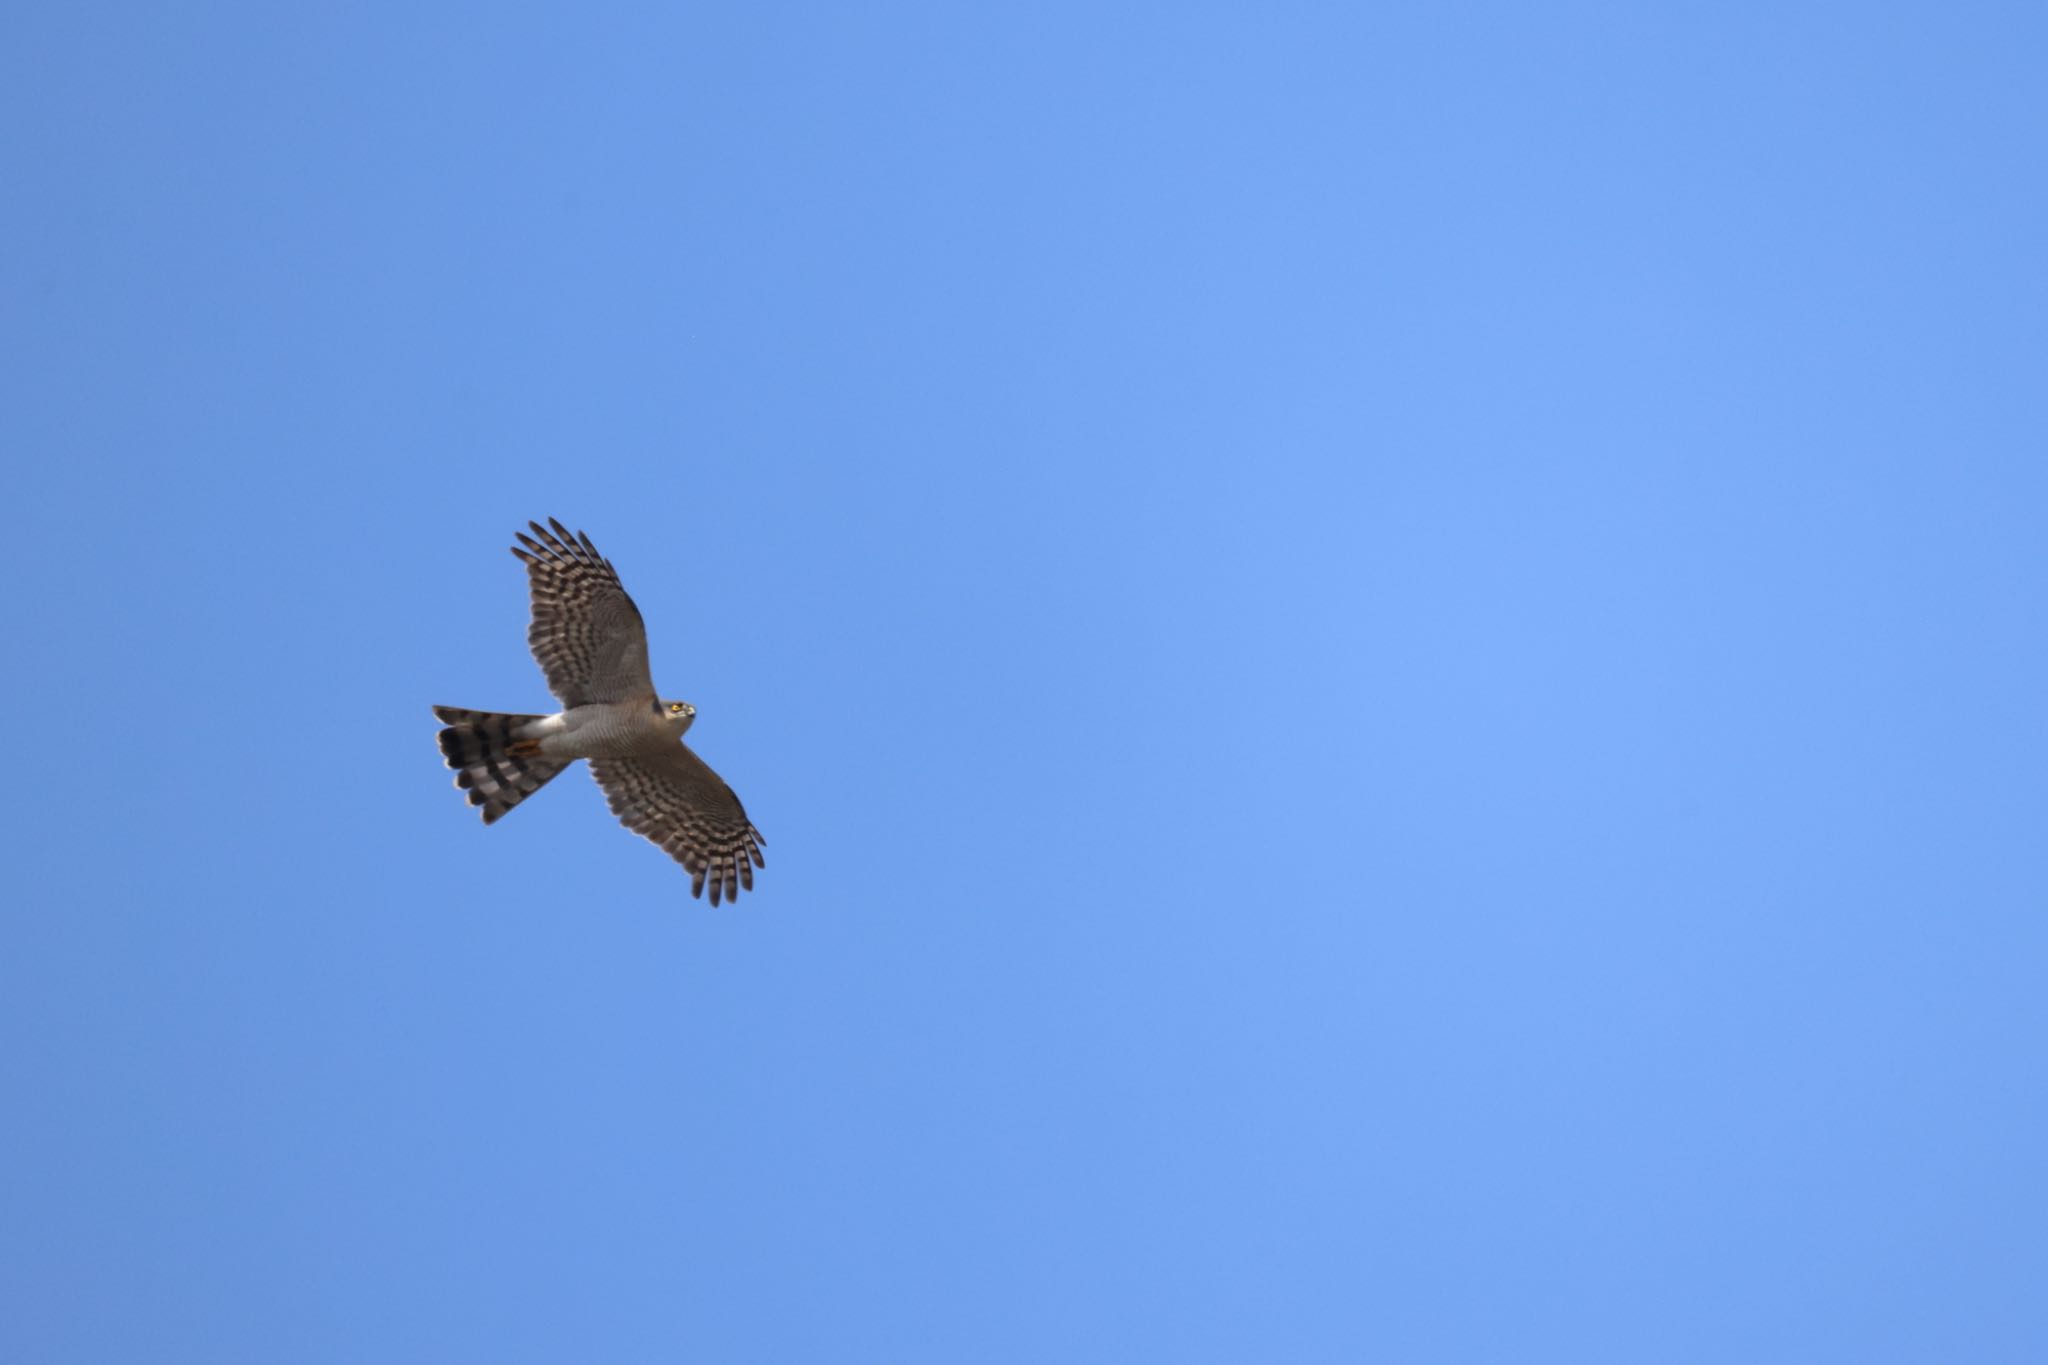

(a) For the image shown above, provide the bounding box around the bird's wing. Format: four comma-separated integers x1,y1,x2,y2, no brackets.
510,518,654,707
588,747,766,904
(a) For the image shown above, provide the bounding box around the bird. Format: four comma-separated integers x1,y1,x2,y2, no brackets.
433,518,765,904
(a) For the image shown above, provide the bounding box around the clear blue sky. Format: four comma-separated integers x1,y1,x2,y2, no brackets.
6,3,2046,1361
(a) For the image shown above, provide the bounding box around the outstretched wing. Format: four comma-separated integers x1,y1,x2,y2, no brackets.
588,748,767,904
510,518,654,707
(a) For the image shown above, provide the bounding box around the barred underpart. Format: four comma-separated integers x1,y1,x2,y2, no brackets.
432,705,569,824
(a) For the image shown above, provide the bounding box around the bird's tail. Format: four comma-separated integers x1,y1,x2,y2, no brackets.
432,706,569,824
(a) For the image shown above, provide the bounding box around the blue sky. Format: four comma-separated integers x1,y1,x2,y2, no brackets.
5,2,2047,1361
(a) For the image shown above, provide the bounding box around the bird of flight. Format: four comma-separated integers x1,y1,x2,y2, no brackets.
433,519,765,904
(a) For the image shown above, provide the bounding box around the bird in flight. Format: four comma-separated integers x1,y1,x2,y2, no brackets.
433,519,765,904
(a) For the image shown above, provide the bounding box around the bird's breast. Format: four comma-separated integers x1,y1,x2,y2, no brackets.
543,700,667,759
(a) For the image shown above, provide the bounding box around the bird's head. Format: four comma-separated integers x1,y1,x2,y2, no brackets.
660,699,698,736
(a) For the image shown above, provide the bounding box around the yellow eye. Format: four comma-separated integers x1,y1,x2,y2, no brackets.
668,702,684,713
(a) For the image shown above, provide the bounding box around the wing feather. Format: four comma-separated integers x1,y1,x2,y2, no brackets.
588,747,767,904
510,518,654,706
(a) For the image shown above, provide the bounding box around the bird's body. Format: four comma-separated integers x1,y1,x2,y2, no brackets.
513,699,686,760
433,519,765,904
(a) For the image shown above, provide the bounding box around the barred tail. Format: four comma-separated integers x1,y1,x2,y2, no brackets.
432,706,568,824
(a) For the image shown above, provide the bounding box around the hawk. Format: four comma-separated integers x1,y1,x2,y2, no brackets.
433,519,766,903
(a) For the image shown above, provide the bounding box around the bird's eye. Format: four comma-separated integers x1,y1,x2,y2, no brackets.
669,702,683,713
